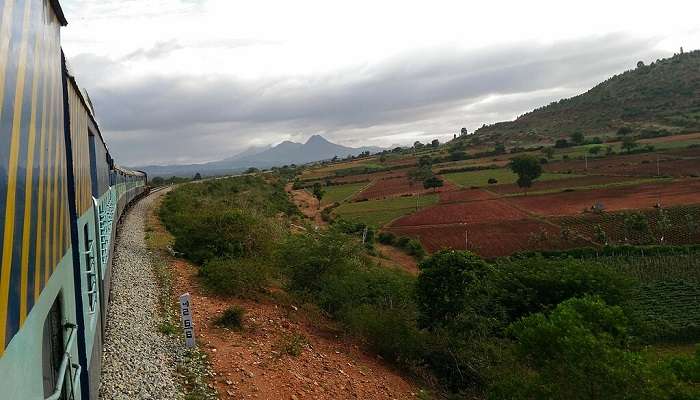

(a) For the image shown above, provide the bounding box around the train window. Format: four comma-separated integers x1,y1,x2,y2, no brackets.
42,296,65,399
83,224,96,314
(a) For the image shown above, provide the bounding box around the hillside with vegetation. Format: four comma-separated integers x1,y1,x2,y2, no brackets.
474,50,700,142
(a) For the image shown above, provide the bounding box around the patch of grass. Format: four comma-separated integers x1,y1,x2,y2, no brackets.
443,168,576,187
158,321,178,335
334,194,439,227
215,306,246,330
322,182,367,205
277,333,309,356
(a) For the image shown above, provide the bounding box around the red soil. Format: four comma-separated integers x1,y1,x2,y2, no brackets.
331,170,405,185
439,188,496,203
545,153,700,177
488,175,641,195
387,219,588,258
357,173,456,200
390,198,528,227
509,179,700,217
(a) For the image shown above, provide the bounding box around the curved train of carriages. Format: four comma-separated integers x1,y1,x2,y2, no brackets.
0,1,148,399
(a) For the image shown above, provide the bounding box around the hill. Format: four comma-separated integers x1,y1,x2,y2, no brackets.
474,50,700,142
139,135,383,177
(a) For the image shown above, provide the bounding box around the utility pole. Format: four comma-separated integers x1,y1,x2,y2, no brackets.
416,192,420,212
465,228,468,250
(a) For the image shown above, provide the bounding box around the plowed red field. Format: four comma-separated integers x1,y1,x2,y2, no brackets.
357,174,456,200
331,170,405,184
545,154,700,177
488,175,640,195
439,188,496,203
509,179,700,217
387,219,589,258
390,198,527,227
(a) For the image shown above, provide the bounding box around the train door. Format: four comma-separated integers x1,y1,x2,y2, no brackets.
42,297,65,398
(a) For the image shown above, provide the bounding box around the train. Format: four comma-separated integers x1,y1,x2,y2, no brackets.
0,1,148,399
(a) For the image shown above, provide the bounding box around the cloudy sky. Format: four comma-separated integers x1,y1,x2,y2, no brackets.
60,0,700,166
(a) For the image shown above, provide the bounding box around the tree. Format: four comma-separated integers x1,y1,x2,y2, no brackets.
621,136,638,153
415,250,493,330
151,176,165,186
193,172,202,180
542,147,555,159
449,150,466,161
494,143,506,154
423,176,444,191
554,139,569,148
460,127,468,136
414,141,424,149
379,154,387,163
501,296,658,400
617,126,633,136
570,131,585,145
418,155,432,167
509,155,543,193
431,139,440,148
312,182,325,210
588,146,602,155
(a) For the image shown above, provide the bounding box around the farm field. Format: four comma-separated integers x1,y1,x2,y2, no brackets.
386,219,589,257
321,182,367,205
439,188,496,203
333,193,439,226
356,173,457,200
509,179,700,217
443,167,575,188
390,197,527,226
488,175,659,196
545,152,700,177
552,204,700,246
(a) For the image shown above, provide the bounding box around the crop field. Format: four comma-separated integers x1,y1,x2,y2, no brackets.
386,219,589,257
330,169,405,184
552,204,700,245
439,188,496,203
321,182,368,205
510,179,700,217
487,174,651,195
333,193,439,226
545,153,700,178
356,173,457,200
390,198,528,226
632,281,700,341
443,168,575,188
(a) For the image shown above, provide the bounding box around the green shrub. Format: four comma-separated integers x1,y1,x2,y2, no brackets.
491,296,699,400
493,257,633,325
396,236,411,248
416,250,495,330
215,306,246,330
200,258,271,296
405,239,426,259
377,231,396,245
276,333,309,356
343,304,425,364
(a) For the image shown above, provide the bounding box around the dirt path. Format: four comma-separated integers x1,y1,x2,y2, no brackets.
150,187,423,399
374,244,420,275
286,183,326,226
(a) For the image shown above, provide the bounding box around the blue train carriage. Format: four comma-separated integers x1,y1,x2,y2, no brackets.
0,0,148,399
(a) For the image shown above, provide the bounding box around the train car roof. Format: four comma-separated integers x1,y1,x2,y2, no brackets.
50,0,68,26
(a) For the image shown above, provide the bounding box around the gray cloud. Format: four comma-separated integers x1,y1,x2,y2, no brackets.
68,34,668,165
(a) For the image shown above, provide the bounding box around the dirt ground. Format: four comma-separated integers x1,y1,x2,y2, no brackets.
286,183,327,226
170,260,422,400
152,188,424,399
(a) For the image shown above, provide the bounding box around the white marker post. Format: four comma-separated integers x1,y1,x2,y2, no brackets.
179,293,196,347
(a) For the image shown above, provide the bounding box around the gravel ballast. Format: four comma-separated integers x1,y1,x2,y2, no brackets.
99,194,181,400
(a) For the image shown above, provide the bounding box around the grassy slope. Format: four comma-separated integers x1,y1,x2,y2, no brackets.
474,50,700,141
321,182,367,205
443,168,576,187
334,194,439,226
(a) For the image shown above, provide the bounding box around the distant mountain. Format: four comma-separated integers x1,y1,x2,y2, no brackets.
473,50,700,142
138,135,384,177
